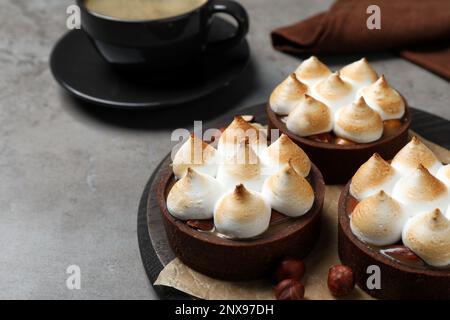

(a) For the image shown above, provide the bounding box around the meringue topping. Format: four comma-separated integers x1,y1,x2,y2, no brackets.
350,153,400,200
345,119,450,266
391,136,442,175
351,191,407,246
286,95,333,137
334,96,383,143
312,72,354,113
340,58,378,88
261,134,311,177
167,116,320,240
172,134,218,179
262,162,314,217
271,57,410,145
218,116,267,157
294,56,331,85
392,164,449,216
216,138,266,192
402,209,450,267
214,184,271,239
270,73,308,115
436,164,450,187
360,75,405,120
167,168,224,220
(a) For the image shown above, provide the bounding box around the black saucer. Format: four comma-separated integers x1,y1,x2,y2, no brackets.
50,18,250,109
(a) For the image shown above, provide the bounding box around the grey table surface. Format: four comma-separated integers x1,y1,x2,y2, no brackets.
0,0,449,300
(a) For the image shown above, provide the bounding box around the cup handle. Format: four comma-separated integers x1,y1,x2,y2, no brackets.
206,0,249,52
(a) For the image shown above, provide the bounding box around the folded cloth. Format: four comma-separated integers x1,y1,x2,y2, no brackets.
271,0,450,80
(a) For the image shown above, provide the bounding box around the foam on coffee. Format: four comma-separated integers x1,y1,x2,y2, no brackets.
85,0,208,21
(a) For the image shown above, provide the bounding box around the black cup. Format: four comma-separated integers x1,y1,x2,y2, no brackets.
77,0,249,71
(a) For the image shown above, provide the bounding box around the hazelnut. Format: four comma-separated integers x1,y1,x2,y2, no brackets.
309,133,334,144
346,197,359,215
383,245,421,263
327,265,355,297
275,279,305,300
186,220,214,231
275,258,305,282
383,119,402,136
335,137,356,145
270,211,289,224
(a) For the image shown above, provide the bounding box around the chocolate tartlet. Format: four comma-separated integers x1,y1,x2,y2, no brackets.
157,116,325,281
266,57,411,184
338,138,450,299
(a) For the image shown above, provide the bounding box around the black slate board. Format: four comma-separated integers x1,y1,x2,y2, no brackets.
137,103,450,300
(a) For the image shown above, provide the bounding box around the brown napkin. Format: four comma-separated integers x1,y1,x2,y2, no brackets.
271,0,450,80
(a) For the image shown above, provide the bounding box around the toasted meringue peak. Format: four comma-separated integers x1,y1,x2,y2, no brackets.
391,136,442,175
286,95,333,137
314,72,353,101
270,73,308,115
167,168,224,220
294,56,331,85
361,75,405,120
340,58,378,87
334,96,383,143
351,191,407,246
392,164,449,216
172,134,218,179
262,162,314,217
216,139,266,192
350,153,400,200
402,209,450,267
262,134,311,177
220,116,259,143
312,72,354,113
214,184,271,239
437,165,450,187
218,116,267,156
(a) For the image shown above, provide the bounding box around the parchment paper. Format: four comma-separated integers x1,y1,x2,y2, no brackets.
155,133,450,300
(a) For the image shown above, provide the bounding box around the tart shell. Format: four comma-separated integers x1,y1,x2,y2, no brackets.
338,182,450,300
157,160,325,281
266,103,411,184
